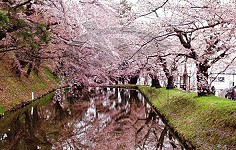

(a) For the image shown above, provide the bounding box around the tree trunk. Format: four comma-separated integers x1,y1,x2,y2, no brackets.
151,75,161,88
26,63,33,76
118,77,125,84
129,75,138,84
34,59,41,76
196,62,210,96
0,31,6,40
159,56,175,89
182,65,188,90
12,58,26,76
166,75,175,89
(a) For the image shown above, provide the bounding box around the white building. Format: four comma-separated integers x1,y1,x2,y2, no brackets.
210,73,236,96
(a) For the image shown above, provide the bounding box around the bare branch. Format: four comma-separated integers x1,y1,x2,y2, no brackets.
147,53,171,58
186,21,223,33
0,47,24,53
128,32,176,60
13,0,32,10
209,56,236,85
137,0,169,18
210,47,230,65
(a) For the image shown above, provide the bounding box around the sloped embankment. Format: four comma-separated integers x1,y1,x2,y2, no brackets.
0,64,58,113
138,86,236,149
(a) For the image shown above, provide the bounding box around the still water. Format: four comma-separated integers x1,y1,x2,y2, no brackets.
0,88,184,150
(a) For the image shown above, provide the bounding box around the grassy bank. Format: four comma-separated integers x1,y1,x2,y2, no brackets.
0,92,54,130
138,86,236,149
0,63,58,113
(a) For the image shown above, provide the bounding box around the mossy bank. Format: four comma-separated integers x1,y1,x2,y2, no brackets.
138,86,236,149
0,65,58,113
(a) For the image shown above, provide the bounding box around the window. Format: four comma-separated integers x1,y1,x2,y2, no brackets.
218,77,225,82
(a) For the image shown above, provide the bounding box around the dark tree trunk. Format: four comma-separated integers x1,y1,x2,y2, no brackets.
19,60,28,68
34,59,41,76
26,63,33,76
129,75,138,84
197,62,211,96
182,65,188,90
166,75,175,89
12,59,26,76
151,75,161,88
0,31,6,40
159,56,175,90
118,77,125,84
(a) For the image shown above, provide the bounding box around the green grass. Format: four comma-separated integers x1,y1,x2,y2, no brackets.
41,66,59,82
0,92,54,130
0,64,58,112
0,107,4,114
138,86,236,149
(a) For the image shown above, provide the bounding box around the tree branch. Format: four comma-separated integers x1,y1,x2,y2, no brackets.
186,21,223,33
174,28,192,49
137,0,169,18
209,56,236,85
13,0,32,10
210,47,230,65
128,32,176,60
0,47,24,53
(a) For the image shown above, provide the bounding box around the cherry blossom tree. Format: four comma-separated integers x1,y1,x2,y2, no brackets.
165,0,236,95
38,0,118,86
39,0,161,87
5,0,234,97
124,0,236,95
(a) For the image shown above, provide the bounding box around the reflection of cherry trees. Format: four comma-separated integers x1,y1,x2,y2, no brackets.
0,88,184,149
0,107,53,149
133,109,182,149
0,96,90,149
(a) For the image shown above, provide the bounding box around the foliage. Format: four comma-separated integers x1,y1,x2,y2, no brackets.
0,1,51,77
15,23,50,50
36,23,50,44
0,10,9,28
0,107,4,114
1,0,236,95
11,18,27,28
38,0,236,94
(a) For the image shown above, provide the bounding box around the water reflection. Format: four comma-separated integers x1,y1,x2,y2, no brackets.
0,88,184,150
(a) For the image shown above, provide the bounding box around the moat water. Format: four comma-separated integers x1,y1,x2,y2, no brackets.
0,87,184,149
